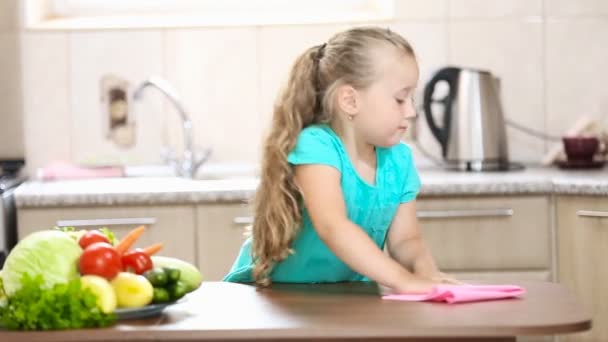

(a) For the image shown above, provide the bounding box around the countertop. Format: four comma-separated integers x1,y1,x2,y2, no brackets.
14,165,608,208
0,281,591,342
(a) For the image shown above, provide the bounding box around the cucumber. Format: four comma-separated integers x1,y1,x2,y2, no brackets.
167,281,189,301
152,287,171,303
163,267,181,284
150,256,203,292
144,267,168,287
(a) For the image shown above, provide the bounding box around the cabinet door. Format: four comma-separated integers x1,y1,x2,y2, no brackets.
18,205,197,265
196,203,251,281
416,196,550,271
557,196,608,342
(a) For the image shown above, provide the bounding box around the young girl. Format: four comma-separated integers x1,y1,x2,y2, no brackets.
224,26,459,293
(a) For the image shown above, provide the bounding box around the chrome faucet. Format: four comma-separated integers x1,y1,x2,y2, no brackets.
133,77,211,178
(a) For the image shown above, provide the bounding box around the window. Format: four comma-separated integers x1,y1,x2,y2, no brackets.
24,0,395,30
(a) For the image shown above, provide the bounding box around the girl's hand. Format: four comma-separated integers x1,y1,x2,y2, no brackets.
389,276,437,294
428,272,465,285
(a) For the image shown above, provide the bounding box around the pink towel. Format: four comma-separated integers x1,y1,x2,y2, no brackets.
37,161,124,181
382,284,525,304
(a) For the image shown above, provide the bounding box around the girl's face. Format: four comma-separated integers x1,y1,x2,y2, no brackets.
354,48,419,147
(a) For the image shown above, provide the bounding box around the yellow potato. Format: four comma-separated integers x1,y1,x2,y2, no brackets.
110,272,153,308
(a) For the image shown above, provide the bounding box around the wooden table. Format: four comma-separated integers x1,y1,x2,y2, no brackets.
0,280,591,341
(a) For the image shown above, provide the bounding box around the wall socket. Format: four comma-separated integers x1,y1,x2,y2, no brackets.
100,74,135,148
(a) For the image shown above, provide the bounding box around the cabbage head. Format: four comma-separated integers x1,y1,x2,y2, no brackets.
1,230,82,296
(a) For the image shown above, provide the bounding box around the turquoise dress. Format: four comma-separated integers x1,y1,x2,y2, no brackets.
223,124,421,283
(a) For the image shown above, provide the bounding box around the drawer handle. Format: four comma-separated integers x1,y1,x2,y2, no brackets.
235,210,514,223
577,210,608,218
56,217,157,228
417,209,514,219
233,216,254,225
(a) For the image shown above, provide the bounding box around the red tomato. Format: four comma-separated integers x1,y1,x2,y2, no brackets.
79,242,122,279
78,230,111,249
121,249,153,275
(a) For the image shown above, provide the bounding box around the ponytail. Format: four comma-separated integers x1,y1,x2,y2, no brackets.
251,45,325,286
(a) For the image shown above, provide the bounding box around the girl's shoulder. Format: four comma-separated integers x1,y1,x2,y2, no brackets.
384,141,415,166
287,124,343,170
298,124,337,142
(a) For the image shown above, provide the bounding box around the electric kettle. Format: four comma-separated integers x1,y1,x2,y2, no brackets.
423,66,513,171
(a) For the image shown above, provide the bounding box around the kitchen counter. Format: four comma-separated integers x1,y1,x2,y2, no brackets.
0,280,591,342
14,166,608,208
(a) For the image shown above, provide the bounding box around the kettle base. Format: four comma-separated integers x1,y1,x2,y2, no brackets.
445,160,525,172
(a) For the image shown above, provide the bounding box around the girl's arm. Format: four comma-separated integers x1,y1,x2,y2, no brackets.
294,164,435,293
386,201,461,284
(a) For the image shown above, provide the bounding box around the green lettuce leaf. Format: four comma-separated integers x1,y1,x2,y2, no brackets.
2,230,82,296
0,274,115,330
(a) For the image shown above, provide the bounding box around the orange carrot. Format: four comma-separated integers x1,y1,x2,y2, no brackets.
115,225,146,255
142,242,163,256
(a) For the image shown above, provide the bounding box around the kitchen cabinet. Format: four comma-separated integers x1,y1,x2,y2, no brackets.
196,196,553,283
17,205,197,265
415,196,555,342
557,196,608,342
417,196,552,282
196,202,251,281
15,195,554,286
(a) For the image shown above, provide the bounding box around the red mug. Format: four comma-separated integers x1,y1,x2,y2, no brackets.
562,136,599,162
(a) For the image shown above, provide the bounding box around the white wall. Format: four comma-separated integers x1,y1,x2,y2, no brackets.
0,0,24,160
7,0,608,174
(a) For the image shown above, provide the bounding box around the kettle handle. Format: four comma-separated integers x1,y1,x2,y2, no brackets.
423,67,460,157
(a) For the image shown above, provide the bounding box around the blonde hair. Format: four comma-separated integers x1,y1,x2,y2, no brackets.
251,27,415,286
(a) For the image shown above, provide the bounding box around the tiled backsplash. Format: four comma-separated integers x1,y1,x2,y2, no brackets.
2,0,607,174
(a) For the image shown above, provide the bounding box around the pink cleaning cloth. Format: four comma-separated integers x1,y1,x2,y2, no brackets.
38,161,124,181
382,284,525,304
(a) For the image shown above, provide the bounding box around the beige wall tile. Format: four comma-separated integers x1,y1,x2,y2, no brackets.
0,0,18,31
21,32,70,174
14,4,607,170
165,27,259,164
395,0,447,20
386,22,448,85
69,30,164,166
545,18,608,136
388,22,448,159
258,24,350,134
0,32,23,159
448,20,544,163
545,0,608,17
448,0,542,18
